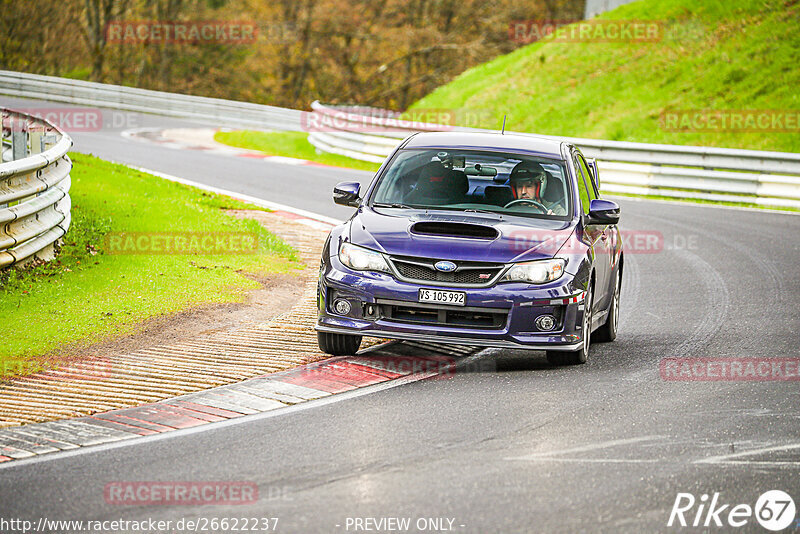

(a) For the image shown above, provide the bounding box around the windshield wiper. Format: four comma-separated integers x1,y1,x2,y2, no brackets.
373,203,503,219
372,202,416,209
431,206,504,219
463,208,504,219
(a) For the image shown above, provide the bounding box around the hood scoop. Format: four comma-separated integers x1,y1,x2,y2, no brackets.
410,221,499,240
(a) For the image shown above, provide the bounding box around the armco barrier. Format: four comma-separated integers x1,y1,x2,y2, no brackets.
1,71,797,208
0,70,303,131
306,101,800,209
0,108,72,268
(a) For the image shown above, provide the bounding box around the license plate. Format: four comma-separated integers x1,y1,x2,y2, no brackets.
418,289,466,306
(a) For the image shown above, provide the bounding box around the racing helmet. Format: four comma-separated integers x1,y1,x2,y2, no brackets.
509,161,548,199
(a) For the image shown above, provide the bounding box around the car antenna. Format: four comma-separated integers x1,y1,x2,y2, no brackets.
501,115,507,134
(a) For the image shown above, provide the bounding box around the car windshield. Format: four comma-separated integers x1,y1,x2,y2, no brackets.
369,148,571,219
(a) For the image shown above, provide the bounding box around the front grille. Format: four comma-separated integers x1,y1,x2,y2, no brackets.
390,256,504,286
377,299,508,329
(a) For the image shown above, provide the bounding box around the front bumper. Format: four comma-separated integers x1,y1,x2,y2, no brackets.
316,254,589,352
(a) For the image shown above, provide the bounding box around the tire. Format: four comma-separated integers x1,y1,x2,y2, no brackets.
546,281,592,366
317,331,362,356
593,268,621,343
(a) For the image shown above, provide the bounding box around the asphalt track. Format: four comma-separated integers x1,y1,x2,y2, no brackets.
2,96,800,533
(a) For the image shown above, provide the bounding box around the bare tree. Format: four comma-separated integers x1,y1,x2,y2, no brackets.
2,0,585,110
82,0,132,80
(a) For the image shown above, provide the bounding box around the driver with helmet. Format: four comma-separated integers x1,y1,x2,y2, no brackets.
507,161,566,215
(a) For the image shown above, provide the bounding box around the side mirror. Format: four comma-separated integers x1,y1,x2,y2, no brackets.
587,199,620,225
586,158,600,191
333,181,361,207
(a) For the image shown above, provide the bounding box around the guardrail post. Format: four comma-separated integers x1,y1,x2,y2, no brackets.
43,133,58,150
27,128,46,214
29,130,44,155
11,118,27,161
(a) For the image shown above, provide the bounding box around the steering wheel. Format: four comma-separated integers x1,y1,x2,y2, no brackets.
504,198,549,213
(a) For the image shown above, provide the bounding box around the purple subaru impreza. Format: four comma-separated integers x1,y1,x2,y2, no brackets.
315,132,623,365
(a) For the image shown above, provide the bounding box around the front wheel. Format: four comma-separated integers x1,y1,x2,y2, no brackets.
593,268,621,343
546,282,592,366
317,331,362,356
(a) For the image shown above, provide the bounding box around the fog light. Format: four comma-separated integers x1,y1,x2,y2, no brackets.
333,298,351,315
535,314,556,331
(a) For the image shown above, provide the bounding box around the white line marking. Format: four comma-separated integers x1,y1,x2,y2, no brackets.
695,442,800,464
0,352,488,470
123,164,343,226
701,461,800,467
508,436,660,461
263,156,308,165
510,458,659,464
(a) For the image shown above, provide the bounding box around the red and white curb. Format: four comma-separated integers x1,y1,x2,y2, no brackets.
0,164,481,464
0,342,480,464
121,127,332,168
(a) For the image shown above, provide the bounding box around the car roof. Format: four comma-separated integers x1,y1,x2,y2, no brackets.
403,131,565,159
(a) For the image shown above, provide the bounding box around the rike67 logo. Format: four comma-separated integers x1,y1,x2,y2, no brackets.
668,490,796,531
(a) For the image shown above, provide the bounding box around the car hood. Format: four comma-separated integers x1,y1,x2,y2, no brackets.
347,207,576,263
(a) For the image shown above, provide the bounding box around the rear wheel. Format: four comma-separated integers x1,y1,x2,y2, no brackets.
593,268,621,343
317,331,362,356
546,282,592,366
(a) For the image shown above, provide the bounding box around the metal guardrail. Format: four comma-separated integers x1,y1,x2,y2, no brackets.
0,70,303,132
307,101,800,209
1,71,797,209
0,109,73,268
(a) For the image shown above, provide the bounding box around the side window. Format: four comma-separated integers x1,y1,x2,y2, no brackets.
572,156,591,215
577,154,598,200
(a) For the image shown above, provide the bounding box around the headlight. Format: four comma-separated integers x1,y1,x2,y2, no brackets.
339,242,391,273
500,258,566,284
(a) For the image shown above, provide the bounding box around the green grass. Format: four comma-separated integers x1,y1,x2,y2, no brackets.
214,130,381,172
214,2,798,213
410,0,800,153
0,154,302,377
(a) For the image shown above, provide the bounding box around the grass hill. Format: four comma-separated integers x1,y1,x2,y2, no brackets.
409,0,800,152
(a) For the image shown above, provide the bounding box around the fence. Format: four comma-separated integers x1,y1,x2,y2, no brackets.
306,101,800,209
1,108,72,268
0,70,303,131
1,71,798,209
